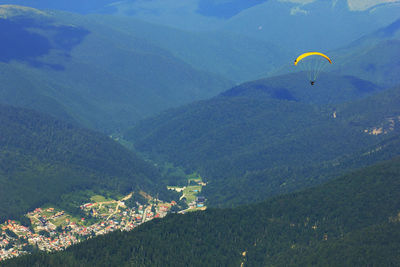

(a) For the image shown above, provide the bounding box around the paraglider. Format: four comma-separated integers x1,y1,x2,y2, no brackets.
294,52,332,85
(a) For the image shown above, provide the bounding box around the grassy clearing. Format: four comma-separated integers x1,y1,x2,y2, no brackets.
187,173,201,182
183,185,202,203
91,195,114,203
184,206,206,213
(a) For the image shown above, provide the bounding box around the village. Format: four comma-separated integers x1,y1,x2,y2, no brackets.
0,176,206,261
167,175,207,213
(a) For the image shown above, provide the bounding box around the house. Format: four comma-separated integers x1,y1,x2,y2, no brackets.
196,196,206,203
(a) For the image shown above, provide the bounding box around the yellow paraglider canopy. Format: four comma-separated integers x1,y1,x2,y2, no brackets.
294,52,333,85
294,52,332,65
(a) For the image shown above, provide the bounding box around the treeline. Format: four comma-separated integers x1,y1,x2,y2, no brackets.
5,156,400,266
280,222,400,266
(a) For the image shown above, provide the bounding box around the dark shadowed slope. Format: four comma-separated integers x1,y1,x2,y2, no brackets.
221,72,382,104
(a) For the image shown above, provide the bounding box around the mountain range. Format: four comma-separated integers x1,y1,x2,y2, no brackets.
0,0,397,221
220,0,400,53
1,1,399,82
29,0,399,56
0,5,232,132
0,1,399,265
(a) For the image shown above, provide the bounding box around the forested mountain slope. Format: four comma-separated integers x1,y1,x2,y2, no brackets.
125,79,400,206
332,18,400,87
6,156,400,266
0,104,166,222
221,72,382,104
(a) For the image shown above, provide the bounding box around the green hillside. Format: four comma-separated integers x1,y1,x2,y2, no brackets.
334,40,400,87
0,104,170,222
0,5,232,132
332,18,400,87
6,156,400,266
124,74,398,207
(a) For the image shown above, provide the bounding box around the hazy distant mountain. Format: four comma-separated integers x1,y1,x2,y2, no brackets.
113,0,400,82
124,75,400,206
0,104,167,222
86,15,287,84
0,5,232,132
2,1,399,55
2,0,398,16
89,0,400,56
0,1,118,14
332,18,400,87
0,2,397,88
221,0,400,55
272,17,400,87
8,156,400,266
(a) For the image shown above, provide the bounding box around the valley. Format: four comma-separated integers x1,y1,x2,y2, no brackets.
0,1,399,266
0,175,207,261
124,82,400,207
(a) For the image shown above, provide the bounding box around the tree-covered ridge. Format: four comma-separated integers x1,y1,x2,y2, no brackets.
5,156,400,266
332,17,400,87
124,80,400,207
0,104,168,222
221,72,382,105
